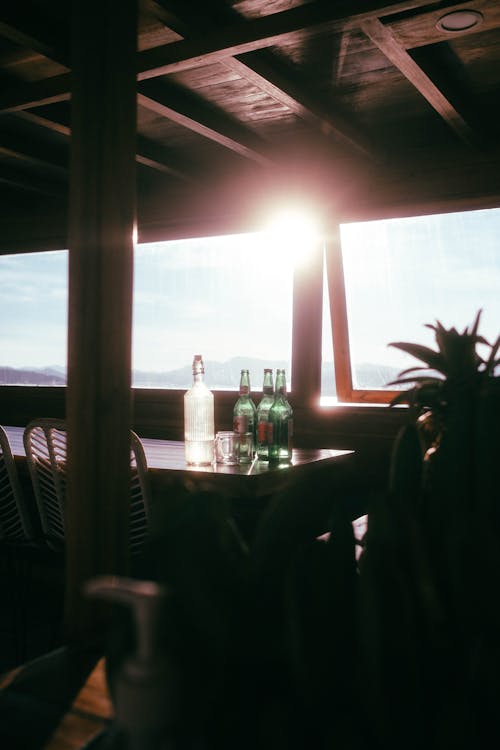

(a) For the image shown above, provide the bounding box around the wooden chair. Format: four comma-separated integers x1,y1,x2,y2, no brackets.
0,425,40,665
23,419,151,557
0,425,34,543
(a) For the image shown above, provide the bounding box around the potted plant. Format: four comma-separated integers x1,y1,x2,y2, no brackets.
387,309,499,455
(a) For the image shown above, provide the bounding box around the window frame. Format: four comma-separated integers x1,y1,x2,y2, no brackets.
323,223,399,405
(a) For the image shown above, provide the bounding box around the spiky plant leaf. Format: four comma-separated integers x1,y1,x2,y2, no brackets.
388,341,446,373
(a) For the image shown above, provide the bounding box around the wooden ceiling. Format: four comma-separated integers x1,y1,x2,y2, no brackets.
1,0,500,246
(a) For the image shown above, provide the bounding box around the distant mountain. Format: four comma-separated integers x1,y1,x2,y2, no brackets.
353,362,401,389
0,358,403,392
133,357,289,389
0,366,66,386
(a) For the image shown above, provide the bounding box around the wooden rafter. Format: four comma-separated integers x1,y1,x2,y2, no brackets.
146,1,374,157
15,110,196,182
360,17,475,143
0,164,65,196
138,80,272,165
0,2,455,115
137,0,453,79
0,0,489,168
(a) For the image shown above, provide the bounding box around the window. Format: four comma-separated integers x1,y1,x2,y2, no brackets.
132,232,294,390
0,234,296,393
1,205,498,408
0,251,68,385
327,207,500,403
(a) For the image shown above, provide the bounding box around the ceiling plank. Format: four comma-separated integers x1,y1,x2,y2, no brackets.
360,17,475,144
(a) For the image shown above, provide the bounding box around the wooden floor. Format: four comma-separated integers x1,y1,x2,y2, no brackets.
0,647,112,750
41,658,113,750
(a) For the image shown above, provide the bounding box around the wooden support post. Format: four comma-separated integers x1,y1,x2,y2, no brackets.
291,240,323,405
65,1,138,641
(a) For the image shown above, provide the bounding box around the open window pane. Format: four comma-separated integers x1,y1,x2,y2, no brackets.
0,251,68,385
340,208,500,391
132,233,294,390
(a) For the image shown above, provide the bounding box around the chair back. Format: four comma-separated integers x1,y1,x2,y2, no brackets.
23,419,150,554
0,425,34,541
129,431,151,555
23,419,67,548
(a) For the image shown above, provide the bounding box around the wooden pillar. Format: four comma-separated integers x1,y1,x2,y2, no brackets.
65,1,138,641
291,241,323,405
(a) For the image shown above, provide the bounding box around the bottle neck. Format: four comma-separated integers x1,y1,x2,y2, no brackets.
192,357,205,385
275,372,287,398
239,371,251,396
262,370,273,394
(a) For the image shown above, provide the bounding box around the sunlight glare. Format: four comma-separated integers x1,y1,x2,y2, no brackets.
259,207,320,268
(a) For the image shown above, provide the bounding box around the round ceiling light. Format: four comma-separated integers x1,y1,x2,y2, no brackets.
436,9,484,33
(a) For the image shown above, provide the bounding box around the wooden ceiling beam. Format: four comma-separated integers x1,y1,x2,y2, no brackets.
14,110,195,181
226,54,374,157
138,79,273,165
0,0,469,164
360,17,475,144
0,0,444,112
0,73,71,111
136,0,444,79
0,143,66,175
14,110,71,137
0,122,67,171
0,164,65,196
147,1,375,158
135,134,199,181
0,12,69,65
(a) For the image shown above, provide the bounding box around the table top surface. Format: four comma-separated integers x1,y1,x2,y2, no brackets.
4,425,354,478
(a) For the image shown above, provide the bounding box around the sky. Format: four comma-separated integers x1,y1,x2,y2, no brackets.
0,206,498,382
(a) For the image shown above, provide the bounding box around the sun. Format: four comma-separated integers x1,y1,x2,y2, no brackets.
256,206,322,269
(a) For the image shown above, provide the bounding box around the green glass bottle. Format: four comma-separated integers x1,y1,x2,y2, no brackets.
268,368,293,463
233,369,257,463
256,368,274,461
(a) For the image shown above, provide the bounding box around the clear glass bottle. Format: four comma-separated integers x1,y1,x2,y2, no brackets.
233,368,257,463
256,368,274,461
184,354,214,466
268,368,293,463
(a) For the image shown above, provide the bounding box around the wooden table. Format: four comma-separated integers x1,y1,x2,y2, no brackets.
5,425,356,542
5,425,355,499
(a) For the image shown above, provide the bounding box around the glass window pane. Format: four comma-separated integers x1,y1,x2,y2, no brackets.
0,251,68,385
340,207,500,390
132,233,294,390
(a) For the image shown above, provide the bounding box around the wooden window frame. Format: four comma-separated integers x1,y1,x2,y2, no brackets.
325,222,399,405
